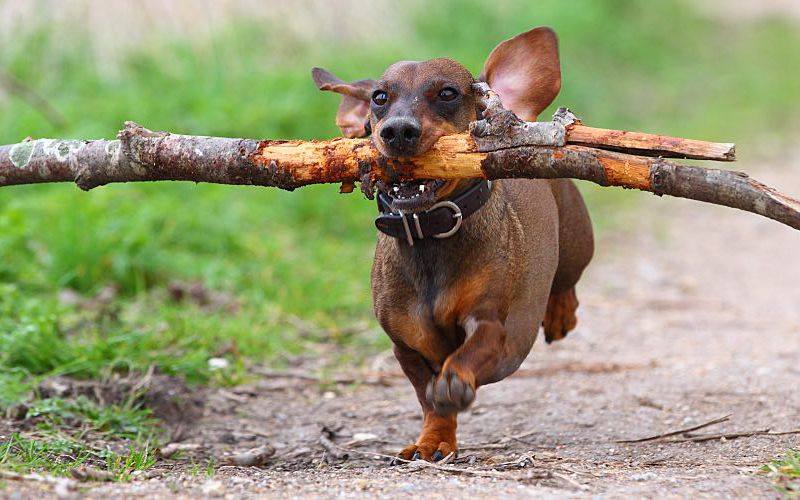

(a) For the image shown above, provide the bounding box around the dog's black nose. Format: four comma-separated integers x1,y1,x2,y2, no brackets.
379,117,421,155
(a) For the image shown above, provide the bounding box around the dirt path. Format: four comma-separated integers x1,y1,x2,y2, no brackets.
10,158,800,498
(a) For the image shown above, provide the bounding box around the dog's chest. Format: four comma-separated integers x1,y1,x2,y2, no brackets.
372,262,464,363
404,294,466,368
382,260,504,364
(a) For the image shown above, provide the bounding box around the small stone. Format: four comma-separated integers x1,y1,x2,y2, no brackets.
351,432,378,442
224,445,275,466
157,442,202,459
208,357,229,370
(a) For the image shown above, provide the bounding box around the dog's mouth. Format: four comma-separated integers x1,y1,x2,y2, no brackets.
378,179,446,213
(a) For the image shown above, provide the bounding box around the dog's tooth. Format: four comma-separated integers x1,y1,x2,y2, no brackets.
393,186,399,192
419,185,425,192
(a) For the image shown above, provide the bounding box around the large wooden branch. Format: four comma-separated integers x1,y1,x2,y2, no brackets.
0,95,797,232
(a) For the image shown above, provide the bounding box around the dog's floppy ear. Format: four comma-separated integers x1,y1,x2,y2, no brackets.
312,67,374,138
479,27,561,122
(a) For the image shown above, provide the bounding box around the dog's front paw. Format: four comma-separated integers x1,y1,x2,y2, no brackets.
394,439,456,464
391,410,457,464
425,365,476,415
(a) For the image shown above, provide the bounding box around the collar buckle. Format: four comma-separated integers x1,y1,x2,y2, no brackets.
375,180,491,245
429,200,463,239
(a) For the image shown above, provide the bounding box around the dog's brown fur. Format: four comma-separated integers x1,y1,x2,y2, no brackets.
313,27,594,461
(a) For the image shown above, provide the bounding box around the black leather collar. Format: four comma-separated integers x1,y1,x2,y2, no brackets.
375,180,493,245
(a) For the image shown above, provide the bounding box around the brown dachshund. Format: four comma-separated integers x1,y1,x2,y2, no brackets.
313,26,594,462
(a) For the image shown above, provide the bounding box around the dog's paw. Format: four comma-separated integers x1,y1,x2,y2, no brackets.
425,366,476,415
543,287,578,343
393,440,457,464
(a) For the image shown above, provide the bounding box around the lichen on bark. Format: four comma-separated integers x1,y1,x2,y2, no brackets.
9,141,35,168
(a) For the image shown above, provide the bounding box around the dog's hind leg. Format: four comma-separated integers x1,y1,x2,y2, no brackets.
543,286,578,343
544,179,594,343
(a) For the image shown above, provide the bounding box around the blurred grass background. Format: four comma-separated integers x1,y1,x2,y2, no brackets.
1,0,800,400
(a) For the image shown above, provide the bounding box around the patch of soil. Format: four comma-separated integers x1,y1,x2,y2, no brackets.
4,158,800,498
38,372,204,431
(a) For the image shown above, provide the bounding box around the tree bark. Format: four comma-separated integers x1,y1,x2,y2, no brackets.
0,121,798,232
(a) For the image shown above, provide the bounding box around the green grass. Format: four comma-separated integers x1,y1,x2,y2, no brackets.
0,394,157,482
0,394,157,481
187,457,216,479
764,450,800,497
1,0,799,475
104,445,158,482
0,433,157,481
0,434,94,477
25,397,155,440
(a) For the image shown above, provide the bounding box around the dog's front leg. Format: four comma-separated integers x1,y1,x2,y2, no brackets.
427,307,506,415
392,343,458,462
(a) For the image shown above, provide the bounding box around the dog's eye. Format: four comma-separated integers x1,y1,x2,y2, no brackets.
438,87,458,102
372,91,388,106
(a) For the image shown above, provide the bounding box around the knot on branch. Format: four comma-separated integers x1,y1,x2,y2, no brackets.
469,82,567,152
74,121,172,190
649,158,675,197
117,121,168,170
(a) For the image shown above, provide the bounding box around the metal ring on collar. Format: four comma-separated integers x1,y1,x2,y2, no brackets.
431,200,463,239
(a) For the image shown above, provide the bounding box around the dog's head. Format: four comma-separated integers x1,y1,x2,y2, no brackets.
313,27,561,212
